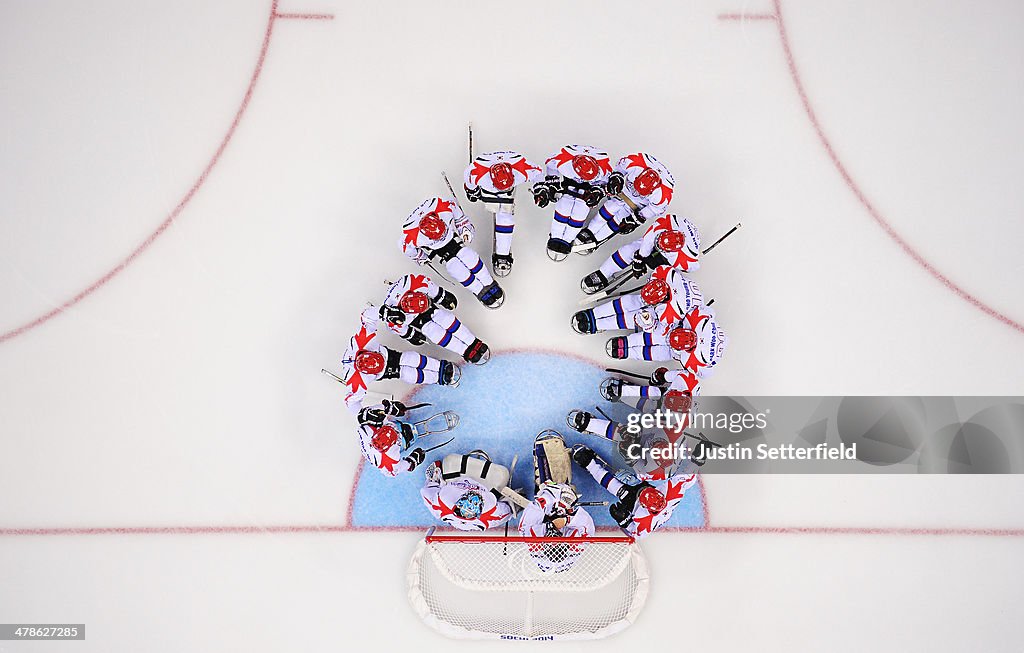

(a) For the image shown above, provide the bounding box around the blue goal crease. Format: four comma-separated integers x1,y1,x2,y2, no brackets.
348,351,705,530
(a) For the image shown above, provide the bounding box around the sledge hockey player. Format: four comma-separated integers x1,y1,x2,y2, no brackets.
572,441,705,538
338,306,460,414
534,144,614,262
581,213,701,295
572,265,703,338
600,366,701,414
399,197,505,309
519,431,595,573
463,150,542,277
606,304,728,379
566,409,689,481
574,152,675,255
356,400,458,478
420,450,515,531
378,273,491,365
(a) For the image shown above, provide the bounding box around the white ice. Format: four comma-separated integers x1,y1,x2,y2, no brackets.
1,0,1023,651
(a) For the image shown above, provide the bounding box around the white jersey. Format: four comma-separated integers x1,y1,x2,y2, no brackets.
340,307,384,414
518,483,596,573
623,472,698,538
672,305,728,378
638,214,701,272
612,152,675,221
399,197,474,262
544,144,614,185
381,273,443,334
356,419,414,478
463,150,541,194
421,475,514,531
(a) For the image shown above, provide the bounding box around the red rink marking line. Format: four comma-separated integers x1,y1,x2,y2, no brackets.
0,1,330,345
720,1,1024,335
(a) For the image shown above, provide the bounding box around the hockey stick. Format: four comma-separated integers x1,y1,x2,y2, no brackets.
701,222,741,255
605,367,652,381
420,436,456,455
468,122,474,162
594,405,616,424
580,501,610,506
320,369,391,399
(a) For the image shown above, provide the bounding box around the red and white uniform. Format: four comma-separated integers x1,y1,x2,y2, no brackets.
580,456,698,538
588,152,674,243
596,214,701,281
617,368,702,414
545,144,614,250
518,483,595,573
399,197,494,296
356,417,417,478
421,474,514,531
381,274,479,359
463,151,542,258
585,266,703,334
618,305,727,377
340,307,446,414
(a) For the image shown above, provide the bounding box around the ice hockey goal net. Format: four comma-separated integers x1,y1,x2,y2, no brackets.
407,528,649,640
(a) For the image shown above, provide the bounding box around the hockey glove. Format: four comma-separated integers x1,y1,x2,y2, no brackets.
583,186,604,208
402,329,427,346
650,367,670,386
435,289,458,310
357,406,387,427
381,399,407,418
379,305,406,326
606,172,625,196
464,184,482,202
532,183,553,208
630,254,648,277
405,448,426,470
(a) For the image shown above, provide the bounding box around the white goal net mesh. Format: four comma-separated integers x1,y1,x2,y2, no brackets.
407,531,649,640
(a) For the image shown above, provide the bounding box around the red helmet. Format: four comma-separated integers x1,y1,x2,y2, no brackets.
489,162,515,191
399,290,430,314
640,278,670,305
669,327,697,352
354,350,385,375
633,168,661,197
650,438,675,469
418,212,447,240
572,154,599,181
663,389,693,413
638,486,667,514
371,425,399,452
656,230,686,253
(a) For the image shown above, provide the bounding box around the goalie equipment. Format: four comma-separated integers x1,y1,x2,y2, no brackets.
606,171,625,195
566,410,592,433
354,350,385,375
581,270,609,294
668,326,697,352
371,425,400,452
549,482,581,517
464,339,490,365
419,212,447,240
454,491,486,520
638,486,666,514
488,162,515,191
599,377,623,402
534,430,572,488
492,253,513,277
640,278,669,305
425,460,441,483
571,309,597,335
400,291,431,314
606,336,628,359
478,282,505,309
440,451,511,490
633,168,661,197
656,229,686,253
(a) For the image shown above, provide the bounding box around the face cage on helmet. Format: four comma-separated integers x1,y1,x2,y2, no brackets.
453,491,484,520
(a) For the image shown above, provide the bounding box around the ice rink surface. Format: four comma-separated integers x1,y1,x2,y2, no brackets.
1,0,1023,651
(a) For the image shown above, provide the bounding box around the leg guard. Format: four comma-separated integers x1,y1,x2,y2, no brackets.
591,294,645,332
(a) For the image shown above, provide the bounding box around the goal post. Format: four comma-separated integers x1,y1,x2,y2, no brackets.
407,528,649,640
